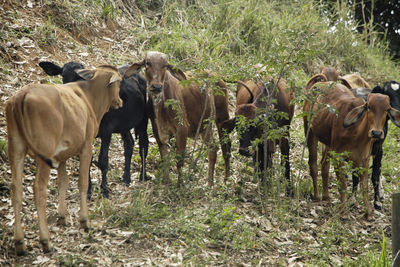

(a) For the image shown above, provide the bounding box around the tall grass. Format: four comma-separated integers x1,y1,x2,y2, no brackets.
129,0,398,83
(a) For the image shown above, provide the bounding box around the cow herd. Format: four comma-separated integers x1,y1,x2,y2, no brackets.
4,51,400,255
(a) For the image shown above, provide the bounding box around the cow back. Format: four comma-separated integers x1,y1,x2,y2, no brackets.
309,82,366,150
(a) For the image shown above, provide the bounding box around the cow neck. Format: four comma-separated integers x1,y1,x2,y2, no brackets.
163,72,180,100
152,72,179,108
253,85,277,109
78,77,111,125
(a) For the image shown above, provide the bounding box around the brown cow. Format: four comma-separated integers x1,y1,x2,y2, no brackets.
124,51,231,186
303,74,400,218
224,77,295,195
315,67,388,210
5,65,122,255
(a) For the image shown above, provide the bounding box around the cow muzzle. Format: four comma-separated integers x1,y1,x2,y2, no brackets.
111,98,123,109
239,147,252,157
150,84,163,94
370,130,383,139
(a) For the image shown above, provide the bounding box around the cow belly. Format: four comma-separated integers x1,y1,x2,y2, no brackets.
23,88,89,160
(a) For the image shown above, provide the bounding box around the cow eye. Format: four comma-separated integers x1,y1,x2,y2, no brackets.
146,61,151,67
367,105,370,110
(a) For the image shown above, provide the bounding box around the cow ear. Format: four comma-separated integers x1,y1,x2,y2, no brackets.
388,108,400,128
220,118,236,133
76,69,95,81
124,60,145,78
108,73,121,86
39,61,63,76
167,65,187,81
338,77,352,89
371,85,383,94
306,74,328,90
343,103,367,128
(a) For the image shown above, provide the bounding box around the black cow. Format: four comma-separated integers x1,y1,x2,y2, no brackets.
350,81,400,210
39,61,150,199
223,78,294,195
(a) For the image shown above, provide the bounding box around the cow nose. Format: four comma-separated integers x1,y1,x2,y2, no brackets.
151,84,163,93
371,130,382,139
239,147,251,157
112,98,123,109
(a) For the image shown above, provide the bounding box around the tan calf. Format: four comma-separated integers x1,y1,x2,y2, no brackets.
6,65,122,255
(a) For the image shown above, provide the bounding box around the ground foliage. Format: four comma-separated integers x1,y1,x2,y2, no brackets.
0,0,400,266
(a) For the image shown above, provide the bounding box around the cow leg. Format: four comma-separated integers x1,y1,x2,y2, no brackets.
351,170,360,196
150,116,170,183
159,143,170,184
8,132,27,255
78,144,91,231
217,126,231,183
120,131,133,185
257,144,269,190
307,132,320,201
137,126,150,182
57,161,69,226
371,143,383,210
334,162,347,204
87,156,94,200
175,127,188,186
321,148,330,201
253,149,261,183
202,129,217,187
34,157,52,253
361,160,372,219
97,133,111,198
280,136,293,197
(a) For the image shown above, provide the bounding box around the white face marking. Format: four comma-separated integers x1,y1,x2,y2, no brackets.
391,83,399,91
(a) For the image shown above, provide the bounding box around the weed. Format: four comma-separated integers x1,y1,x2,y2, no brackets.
0,139,7,163
58,253,94,266
36,19,57,46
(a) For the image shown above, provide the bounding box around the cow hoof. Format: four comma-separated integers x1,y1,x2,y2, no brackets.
322,196,330,201
139,174,151,182
374,201,383,211
364,212,373,221
101,188,110,199
286,187,294,198
312,196,321,202
15,240,27,256
57,216,68,226
40,240,53,253
80,220,89,232
122,175,131,185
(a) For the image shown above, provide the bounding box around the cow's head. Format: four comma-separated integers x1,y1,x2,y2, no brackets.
124,51,186,104
234,104,260,157
320,66,339,82
39,61,84,83
372,81,400,111
77,65,123,110
343,93,400,139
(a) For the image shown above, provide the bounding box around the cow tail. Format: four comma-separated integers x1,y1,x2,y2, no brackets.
12,91,56,168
